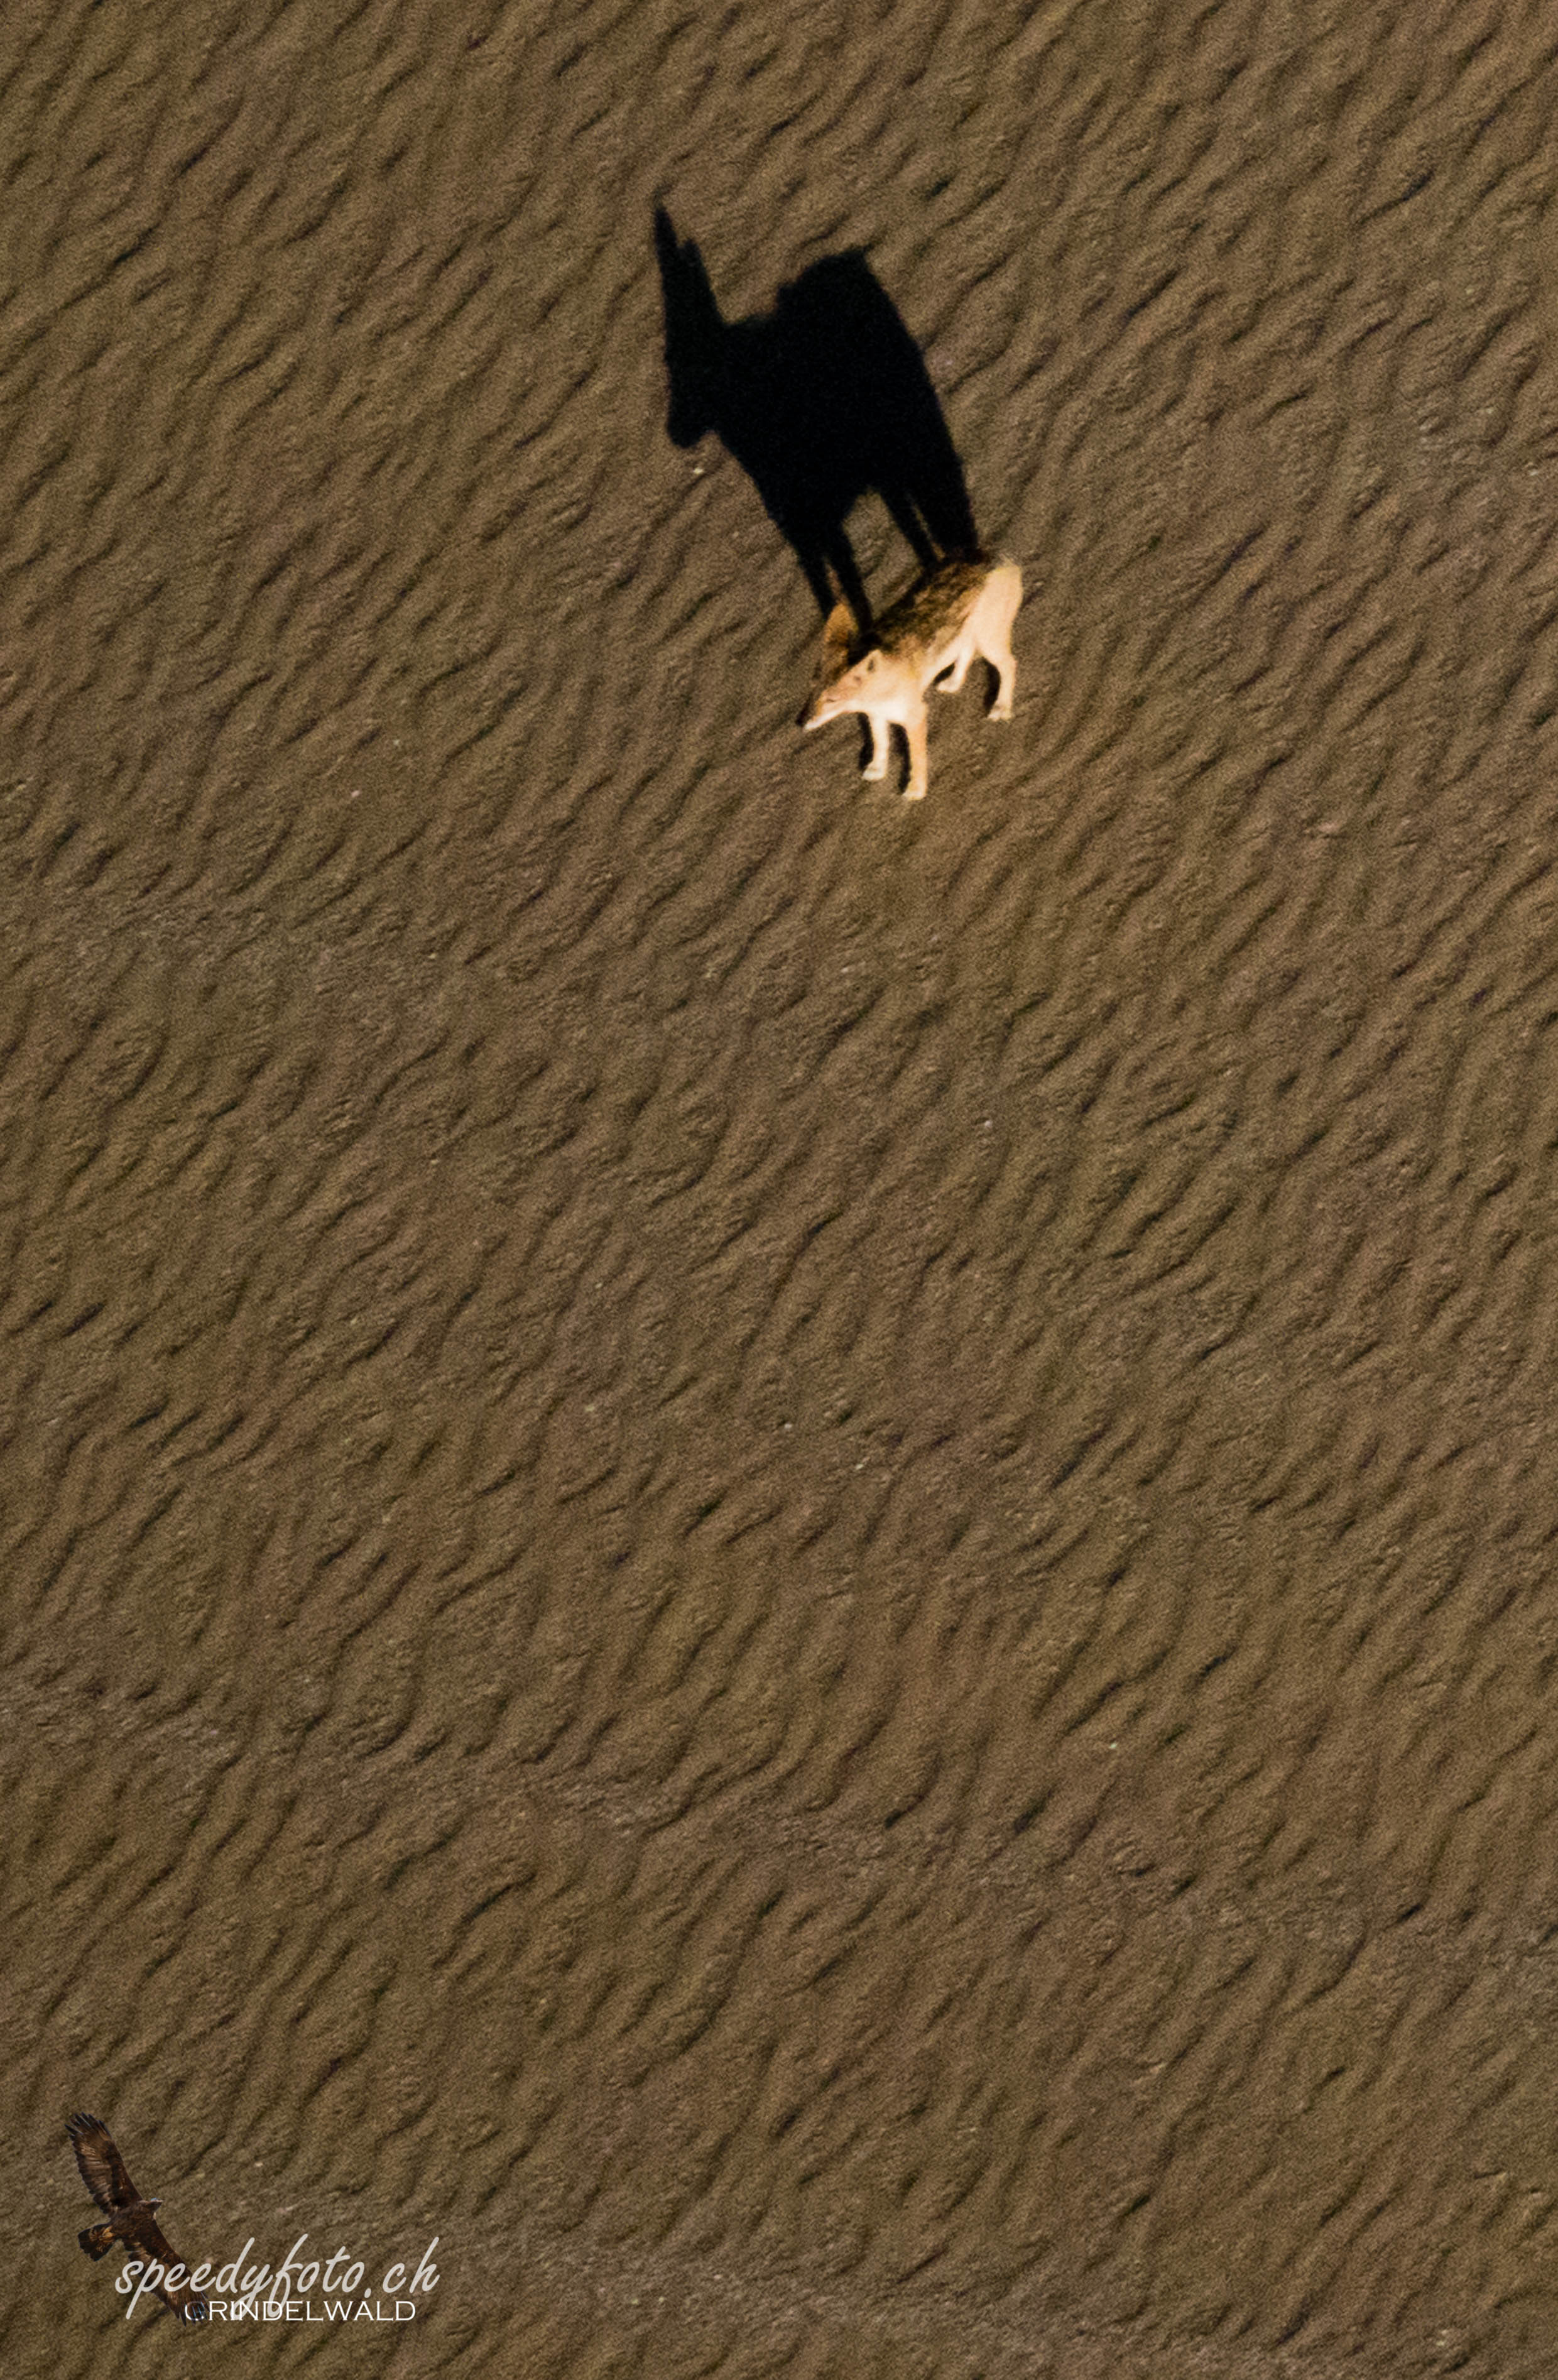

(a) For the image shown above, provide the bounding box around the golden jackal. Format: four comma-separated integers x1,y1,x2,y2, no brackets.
799,555,1021,800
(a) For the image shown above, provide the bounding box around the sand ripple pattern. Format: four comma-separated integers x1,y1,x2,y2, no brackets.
7,0,1558,2374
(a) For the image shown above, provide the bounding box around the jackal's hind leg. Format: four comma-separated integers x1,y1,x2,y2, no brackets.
984,635,1016,721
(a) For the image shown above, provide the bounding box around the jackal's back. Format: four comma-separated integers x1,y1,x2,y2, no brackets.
872,554,1019,669
875,557,989,652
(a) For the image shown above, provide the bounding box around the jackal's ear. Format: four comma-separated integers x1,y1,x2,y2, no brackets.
821,603,854,665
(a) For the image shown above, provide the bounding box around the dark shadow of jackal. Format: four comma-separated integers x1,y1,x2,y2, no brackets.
654,207,978,636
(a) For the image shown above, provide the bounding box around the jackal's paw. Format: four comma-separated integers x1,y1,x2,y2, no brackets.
989,699,1013,723
863,758,889,780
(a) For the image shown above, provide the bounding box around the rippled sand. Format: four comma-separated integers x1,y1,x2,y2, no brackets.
10,3,1558,2374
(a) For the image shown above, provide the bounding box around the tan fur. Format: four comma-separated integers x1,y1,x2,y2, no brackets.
799,556,1021,799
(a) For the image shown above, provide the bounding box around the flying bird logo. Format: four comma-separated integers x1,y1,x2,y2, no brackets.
68,2112,210,2323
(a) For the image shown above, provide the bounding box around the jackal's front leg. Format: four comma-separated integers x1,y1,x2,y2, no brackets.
861,715,889,780
902,702,930,800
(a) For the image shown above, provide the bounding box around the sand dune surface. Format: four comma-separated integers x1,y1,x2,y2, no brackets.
8,3,1558,2374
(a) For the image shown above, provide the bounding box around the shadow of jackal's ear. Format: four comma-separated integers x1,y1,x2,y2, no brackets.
654,204,724,450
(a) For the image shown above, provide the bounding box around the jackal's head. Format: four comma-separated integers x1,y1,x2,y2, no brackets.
799,601,874,729
802,651,890,730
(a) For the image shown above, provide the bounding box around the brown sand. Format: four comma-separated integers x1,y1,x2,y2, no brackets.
7,0,1558,2372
